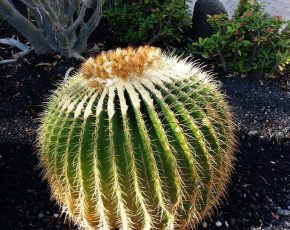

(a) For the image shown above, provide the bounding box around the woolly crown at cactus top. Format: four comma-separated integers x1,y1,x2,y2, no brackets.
38,46,236,230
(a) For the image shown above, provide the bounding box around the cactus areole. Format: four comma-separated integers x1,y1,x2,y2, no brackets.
38,46,235,229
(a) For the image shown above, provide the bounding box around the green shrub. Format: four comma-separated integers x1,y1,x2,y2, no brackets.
105,0,190,45
38,46,235,229
188,1,290,77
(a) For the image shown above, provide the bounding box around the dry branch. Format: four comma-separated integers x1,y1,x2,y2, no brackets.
0,0,105,58
0,37,31,64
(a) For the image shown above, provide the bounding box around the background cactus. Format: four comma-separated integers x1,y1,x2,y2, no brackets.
38,46,236,229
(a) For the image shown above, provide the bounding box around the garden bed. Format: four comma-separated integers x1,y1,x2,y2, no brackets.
0,51,290,230
1,15,290,229
0,137,289,229
1,53,290,145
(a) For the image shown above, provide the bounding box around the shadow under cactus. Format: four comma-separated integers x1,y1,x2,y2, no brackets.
0,137,289,230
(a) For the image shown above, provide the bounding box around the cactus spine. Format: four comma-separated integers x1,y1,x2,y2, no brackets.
38,46,235,229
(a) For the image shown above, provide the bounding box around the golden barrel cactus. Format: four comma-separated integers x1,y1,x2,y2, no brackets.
38,46,235,229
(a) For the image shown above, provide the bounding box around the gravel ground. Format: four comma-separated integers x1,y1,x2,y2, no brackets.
0,55,290,230
200,136,290,230
1,61,289,145
1,14,290,229
0,137,289,230
0,18,290,230
220,76,290,143
0,56,79,145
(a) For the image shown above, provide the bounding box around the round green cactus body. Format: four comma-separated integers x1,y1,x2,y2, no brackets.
38,46,235,229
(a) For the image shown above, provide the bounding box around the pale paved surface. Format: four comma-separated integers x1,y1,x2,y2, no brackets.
187,0,290,20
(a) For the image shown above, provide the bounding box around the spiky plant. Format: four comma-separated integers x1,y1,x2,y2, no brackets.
38,46,235,230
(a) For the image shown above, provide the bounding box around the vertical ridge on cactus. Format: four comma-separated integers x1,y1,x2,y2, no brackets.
38,46,236,229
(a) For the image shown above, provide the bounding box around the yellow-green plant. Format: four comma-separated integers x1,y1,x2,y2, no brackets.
38,46,235,229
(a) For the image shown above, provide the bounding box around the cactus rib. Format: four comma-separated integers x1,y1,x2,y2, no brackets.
38,46,236,229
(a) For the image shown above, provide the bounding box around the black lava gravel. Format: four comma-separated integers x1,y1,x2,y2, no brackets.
0,138,289,229
1,26,290,229
220,76,290,143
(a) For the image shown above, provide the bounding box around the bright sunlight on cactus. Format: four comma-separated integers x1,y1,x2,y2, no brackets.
38,46,236,229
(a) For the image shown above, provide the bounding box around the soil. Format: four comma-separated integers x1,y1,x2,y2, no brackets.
1,56,289,145
1,56,289,230
200,137,290,230
0,138,289,230
1,11,290,230
0,53,80,145
0,15,119,145
221,75,290,142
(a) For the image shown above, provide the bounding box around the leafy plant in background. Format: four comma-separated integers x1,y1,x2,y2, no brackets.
0,0,105,60
188,0,290,77
38,46,235,229
105,0,190,45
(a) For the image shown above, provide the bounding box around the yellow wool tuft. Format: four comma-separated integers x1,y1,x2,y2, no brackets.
81,46,162,84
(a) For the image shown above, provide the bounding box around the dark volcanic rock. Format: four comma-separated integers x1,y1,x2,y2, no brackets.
1,59,290,144
0,54,81,145
220,76,290,143
192,0,227,39
0,138,289,229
